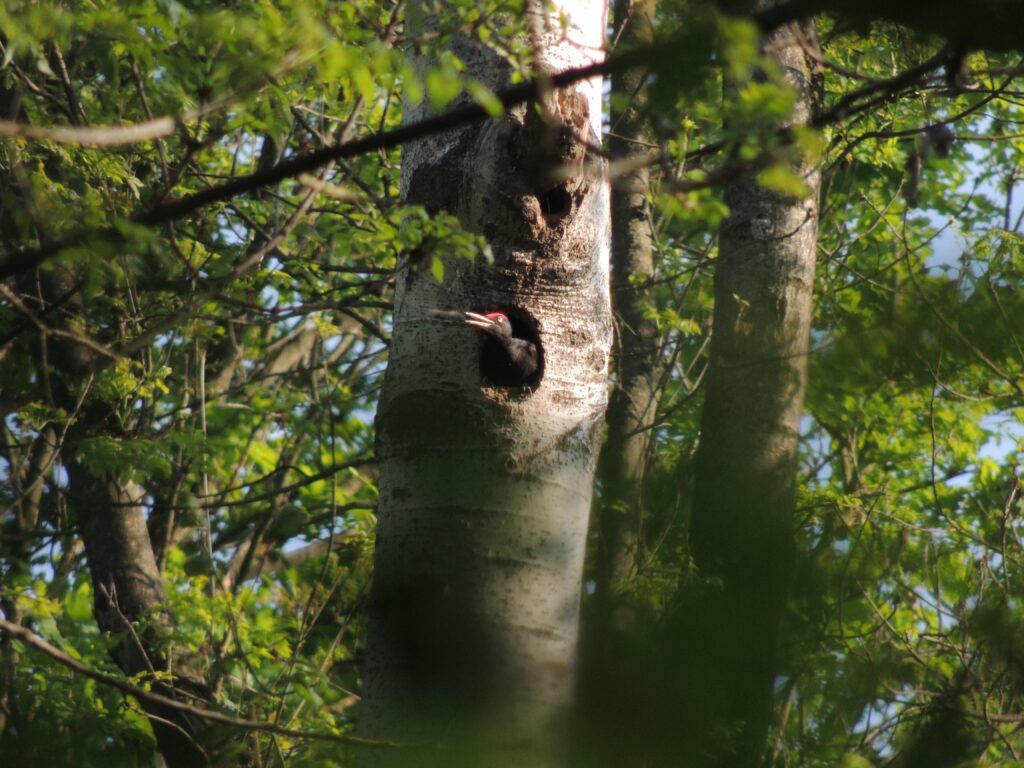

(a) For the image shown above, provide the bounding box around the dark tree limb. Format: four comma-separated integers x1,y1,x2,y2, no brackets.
752,0,1024,52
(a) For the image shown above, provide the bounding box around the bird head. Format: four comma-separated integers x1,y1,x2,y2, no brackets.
465,311,513,339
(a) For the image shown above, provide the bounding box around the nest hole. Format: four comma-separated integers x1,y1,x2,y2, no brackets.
538,186,572,224
473,306,544,390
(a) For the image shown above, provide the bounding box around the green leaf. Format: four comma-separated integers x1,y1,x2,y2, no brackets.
756,163,811,198
465,78,503,118
430,255,445,283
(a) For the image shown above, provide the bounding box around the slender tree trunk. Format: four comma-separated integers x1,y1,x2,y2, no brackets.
66,467,211,766
361,2,610,765
596,0,661,606
671,15,821,768
23,265,212,767
578,3,663,763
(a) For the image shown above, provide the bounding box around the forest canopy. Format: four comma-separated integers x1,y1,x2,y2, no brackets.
2,0,1024,766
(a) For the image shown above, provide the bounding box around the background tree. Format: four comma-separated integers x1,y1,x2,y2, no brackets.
0,2,398,764
596,0,661,607
669,10,822,767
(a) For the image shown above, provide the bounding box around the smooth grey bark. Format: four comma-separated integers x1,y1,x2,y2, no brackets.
596,0,661,609
361,3,611,766
670,15,821,768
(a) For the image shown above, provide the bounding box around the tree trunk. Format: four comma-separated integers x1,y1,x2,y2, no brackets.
67,467,211,767
361,2,610,765
671,16,821,768
579,3,663,763
25,264,211,767
595,0,661,615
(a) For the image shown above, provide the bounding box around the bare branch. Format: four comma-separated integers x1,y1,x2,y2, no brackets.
0,115,179,146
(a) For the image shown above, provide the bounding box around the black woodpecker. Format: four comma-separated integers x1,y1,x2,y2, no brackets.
465,311,539,384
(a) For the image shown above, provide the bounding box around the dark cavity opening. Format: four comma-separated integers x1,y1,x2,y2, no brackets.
473,306,544,390
539,185,572,222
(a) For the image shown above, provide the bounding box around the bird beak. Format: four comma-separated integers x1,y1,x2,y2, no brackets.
465,311,497,331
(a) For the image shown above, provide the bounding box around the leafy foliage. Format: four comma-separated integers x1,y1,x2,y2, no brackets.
614,18,1024,767
2,0,1024,766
